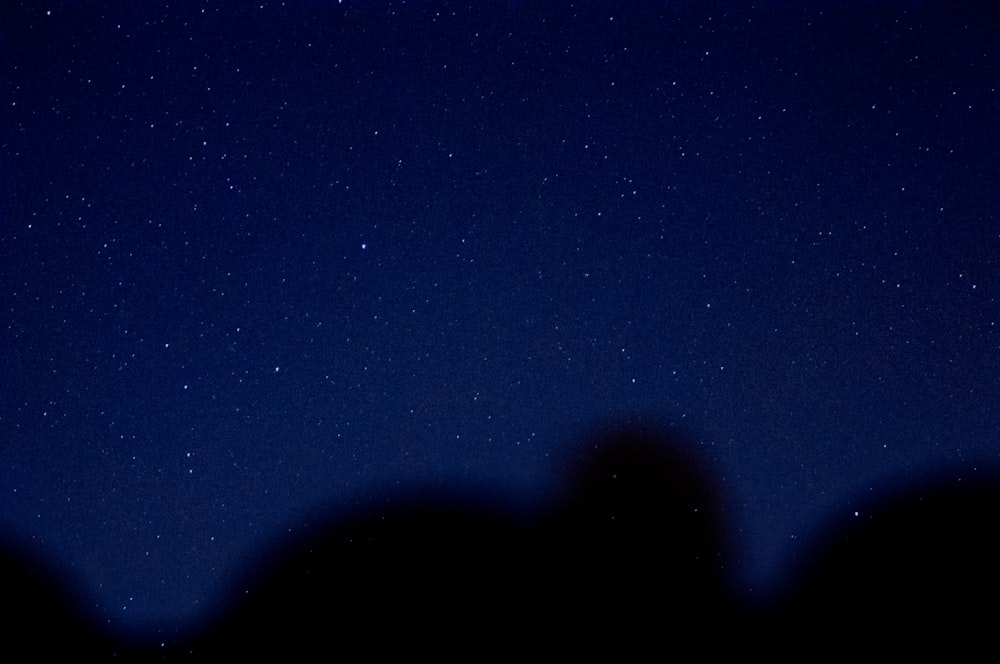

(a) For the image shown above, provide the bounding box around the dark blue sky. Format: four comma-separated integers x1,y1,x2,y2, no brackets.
2,0,998,644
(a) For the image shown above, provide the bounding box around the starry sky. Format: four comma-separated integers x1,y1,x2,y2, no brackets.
2,0,998,643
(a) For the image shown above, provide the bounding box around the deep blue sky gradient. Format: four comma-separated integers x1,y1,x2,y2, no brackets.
2,0,998,642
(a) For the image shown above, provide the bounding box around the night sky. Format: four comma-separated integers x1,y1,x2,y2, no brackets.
2,0,998,648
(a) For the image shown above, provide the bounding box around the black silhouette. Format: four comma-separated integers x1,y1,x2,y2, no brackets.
3,423,998,659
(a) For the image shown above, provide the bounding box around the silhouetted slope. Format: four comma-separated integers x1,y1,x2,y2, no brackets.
776,472,1000,655
186,425,731,658
3,428,997,659
0,536,116,659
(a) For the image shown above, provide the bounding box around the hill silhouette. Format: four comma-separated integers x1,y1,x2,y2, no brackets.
2,423,997,659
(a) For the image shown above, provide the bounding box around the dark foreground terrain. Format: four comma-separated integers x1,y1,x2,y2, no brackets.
4,424,998,659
